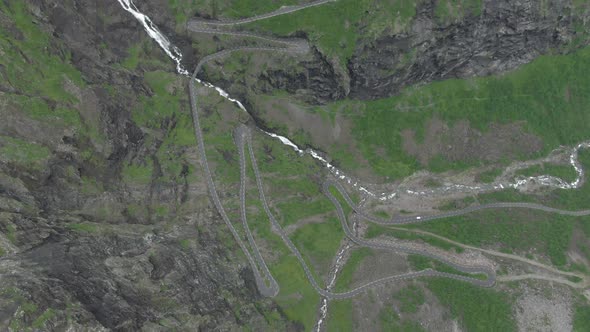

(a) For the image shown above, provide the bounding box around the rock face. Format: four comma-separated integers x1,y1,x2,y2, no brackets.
0,0,290,330
349,0,589,99
211,0,589,104
1,0,589,330
253,48,348,104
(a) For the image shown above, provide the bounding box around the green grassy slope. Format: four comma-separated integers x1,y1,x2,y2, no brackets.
427,278,516,332
318,46,590,178
246,0,419,64
406,210,581,267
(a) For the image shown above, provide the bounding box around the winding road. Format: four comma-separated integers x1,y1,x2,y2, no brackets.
322,180,495,287
187,0,336,27
187,30,498,296
236,127,280,297
190,44,499,296
188,58,280,297
327,179,590,225
114,1,590,330
184,0,590,301
245,125,497,297
381,226,588,280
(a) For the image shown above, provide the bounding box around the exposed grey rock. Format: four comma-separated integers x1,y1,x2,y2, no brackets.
2,0,589,330
349,0,589,99
0,0,291,330
254,47,348,104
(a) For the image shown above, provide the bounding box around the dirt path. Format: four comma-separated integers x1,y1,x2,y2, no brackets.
383,226,587,280
497,274,588,289
188,0,337,26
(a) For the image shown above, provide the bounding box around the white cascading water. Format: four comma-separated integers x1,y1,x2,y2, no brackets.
314,243,351,332
117,1,589,330
116,0,588,205
115,0,377,195
116,0,188,75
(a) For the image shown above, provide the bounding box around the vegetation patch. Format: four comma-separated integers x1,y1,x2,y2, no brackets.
209,126,335,329
118,40,171,71
220,0,298,19
153,205,170,218
574,304,590,332
317,46,590,178
246,0,419,64
437,196,476,211
0,2,85,103
242,182,331,330
291,216,345,273
179,239,191,250
0,136,50,172
434,0,482,24
379,305,425,332
0,1,108,157
270,255,321,330
122,163,153,185
178,0,297,24
80,176,104,195
461,149,590,211
330,145,361,171
407,209,576,266
374,210,390,219
328,185,353,216
66,223,98,233
333,248,373,292
408,255,488,281
121,43,142,70
133,71,183,127
32,309,56,329
515,162,578,183
395,284,425,313
276,197,333,227
6,95,81,128
268,177,320,197
366,224,464,253
476,168,503,183
326,299,353,332
425,278,515,332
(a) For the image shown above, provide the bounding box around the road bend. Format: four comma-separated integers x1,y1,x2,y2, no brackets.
236,127,280,296
187,0,337,27
244,126,488,298
188,36,496,299
184,0,588,301
189,62,280,297
187,26,311,49
327,180,590,226
323,180,496,288
190,72,458,299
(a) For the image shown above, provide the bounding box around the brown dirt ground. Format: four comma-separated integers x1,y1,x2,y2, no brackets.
568,224,590,270
252,95,377,180
402,117,543,167
345,268,458,332
514,282,574,332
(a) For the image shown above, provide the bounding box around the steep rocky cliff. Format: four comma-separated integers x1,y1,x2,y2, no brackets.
1,0,589,330
234,0,590,103
349,0,590,99
0,0,292,330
